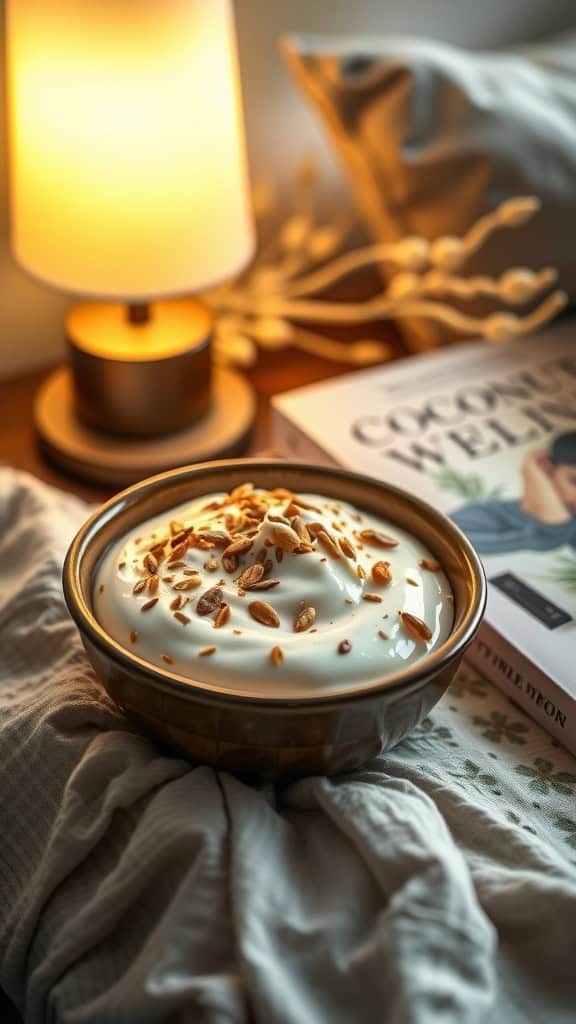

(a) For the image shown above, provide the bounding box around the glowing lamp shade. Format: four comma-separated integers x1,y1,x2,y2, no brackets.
6,0,255,299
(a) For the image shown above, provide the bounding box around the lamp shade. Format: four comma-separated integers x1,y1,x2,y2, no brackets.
6,0,255,299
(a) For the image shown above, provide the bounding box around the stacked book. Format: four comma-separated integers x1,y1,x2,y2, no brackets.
272,321,576,754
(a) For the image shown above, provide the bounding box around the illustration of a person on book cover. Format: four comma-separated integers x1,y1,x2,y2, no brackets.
452,431,576,555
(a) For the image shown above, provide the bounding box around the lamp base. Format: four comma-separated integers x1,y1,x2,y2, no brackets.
67,298,213,436
34,365,256,488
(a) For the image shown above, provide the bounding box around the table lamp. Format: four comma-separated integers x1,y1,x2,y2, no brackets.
6,0,256,486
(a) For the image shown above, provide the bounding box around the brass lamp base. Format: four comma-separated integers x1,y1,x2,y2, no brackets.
67,298,213,437
34,366,256,488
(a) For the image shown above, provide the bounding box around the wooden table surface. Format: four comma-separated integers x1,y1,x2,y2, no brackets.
0,319,404,504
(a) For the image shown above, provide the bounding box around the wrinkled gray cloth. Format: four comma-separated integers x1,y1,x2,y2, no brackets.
1,468,575,1023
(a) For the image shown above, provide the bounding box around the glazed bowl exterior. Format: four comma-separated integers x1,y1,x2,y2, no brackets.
63,459,486,779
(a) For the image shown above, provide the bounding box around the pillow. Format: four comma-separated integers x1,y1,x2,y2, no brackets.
283,33,576,350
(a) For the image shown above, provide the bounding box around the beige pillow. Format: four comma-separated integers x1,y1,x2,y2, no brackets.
283,33,576,350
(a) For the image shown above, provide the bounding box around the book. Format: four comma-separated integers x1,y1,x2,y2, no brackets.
271,320,576,754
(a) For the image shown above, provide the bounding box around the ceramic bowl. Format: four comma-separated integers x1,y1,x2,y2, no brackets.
63,459,486,779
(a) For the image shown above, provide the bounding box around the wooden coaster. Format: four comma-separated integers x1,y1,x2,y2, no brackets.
35,365,256,488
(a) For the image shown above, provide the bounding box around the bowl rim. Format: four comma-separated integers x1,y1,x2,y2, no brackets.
63,458,487,708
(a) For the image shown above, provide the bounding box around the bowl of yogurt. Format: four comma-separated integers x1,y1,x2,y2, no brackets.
63,460,486,778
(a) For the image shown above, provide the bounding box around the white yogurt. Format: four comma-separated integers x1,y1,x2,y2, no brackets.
94,485,453,695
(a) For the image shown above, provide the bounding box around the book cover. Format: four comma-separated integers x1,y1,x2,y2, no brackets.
272,321,576,752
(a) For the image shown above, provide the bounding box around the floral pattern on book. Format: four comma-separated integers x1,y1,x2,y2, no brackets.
514,758,576,796
472,711,530,745
383,659,576,868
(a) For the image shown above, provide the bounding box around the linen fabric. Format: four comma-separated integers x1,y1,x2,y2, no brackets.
283,32,576,350
1,469,576,1022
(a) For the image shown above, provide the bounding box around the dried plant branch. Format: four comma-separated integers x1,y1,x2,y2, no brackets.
205,167,564,368
288,328,392,364
280,242,421,298
461,197,541,260
269,196,544,299
388,267,558,304
220,286,565,325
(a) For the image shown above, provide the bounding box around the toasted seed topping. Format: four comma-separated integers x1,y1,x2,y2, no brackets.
147,574,160,595
198,645,217,657
358,528,399,549
249,600,280,628
294,606,317,633
230,482,254,502
270,645,284,666
293,543,315,555
268,513,291,525
283,501,301,518
317,530,341,560
214,603,231,628
291,515,312,546
174,611,191,625
372,561,392,585
222,552,238,576
419,559,441,572
237,563,265,589
223,536,254,557
105,483,452,680
173,577,202,591
150,542,167,560
399,611,432,642
170,530,188,547
338,536,356,560
198,530,230,548
170,541,189,561
248,578,280,591
306,521,324,537
196,586,224,616
270,522,300,552
290,495,321,512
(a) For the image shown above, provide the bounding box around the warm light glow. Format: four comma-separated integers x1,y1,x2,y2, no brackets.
6,0,255,299
68,300,213,361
